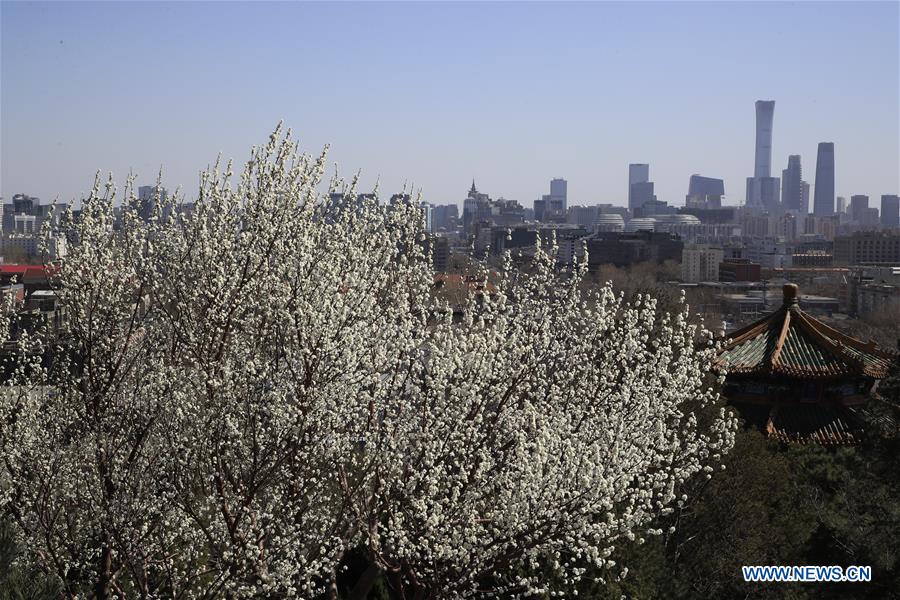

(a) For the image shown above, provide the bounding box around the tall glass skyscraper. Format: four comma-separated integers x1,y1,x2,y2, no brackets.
746,100,779,210
813,142,835,216
628,164,650,210
781,155,805,213
754,101,775,179
881,195,899,227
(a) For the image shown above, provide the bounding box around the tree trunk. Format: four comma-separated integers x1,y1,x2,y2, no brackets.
96,545,112,600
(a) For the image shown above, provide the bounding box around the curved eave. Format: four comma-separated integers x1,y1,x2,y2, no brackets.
714,363,862,380
716,304,898,382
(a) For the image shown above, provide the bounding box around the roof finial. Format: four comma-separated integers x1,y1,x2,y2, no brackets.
469,179,477,195
783,283,799,306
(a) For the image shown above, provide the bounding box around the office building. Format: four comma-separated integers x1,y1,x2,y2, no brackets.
629,181,656,211
746,101,780,210
549,178,567,212
881,195,899,228
137,185,169,221
754,101,775,178
432,204,459,231
537,178,568,223
813,142,835,216
567,205,599,228
833,231,900,265
781,155,805,213
585,230,683,270
836,196,847,214
685,175,725,209
628,164,652,210
850,195,869,223
463,180,491,232
746,176,781,211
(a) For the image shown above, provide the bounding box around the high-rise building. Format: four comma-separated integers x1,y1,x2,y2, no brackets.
463,180,491,232
881,195,899,228
432,204,460,231
802,182,810,214
860,208,880,228
746,176,781,211
781,155,805,213
836,196,847,214
137,185,169,221
850,195,869,223
420,202,433,233
685,175,724,208
538,178,568,222
630,182,656,211
746,101,780,210
813,142,835,216
754,101,775,179
549,178,567,211
628,164,650,210
681,244,724,283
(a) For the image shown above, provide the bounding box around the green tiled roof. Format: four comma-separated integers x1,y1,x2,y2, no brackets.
715,284,896,380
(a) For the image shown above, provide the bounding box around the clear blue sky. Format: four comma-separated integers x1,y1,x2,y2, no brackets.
2,1,898,209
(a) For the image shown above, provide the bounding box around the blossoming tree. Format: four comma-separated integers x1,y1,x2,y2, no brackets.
0,126,735,598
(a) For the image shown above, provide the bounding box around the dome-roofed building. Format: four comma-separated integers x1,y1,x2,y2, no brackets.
714,283,896,445
625,217,656,232
593,213,625,232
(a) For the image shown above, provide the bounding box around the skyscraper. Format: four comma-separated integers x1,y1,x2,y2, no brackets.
881,195,899,228
813,142,835,216
686,175,725,208
754,101,775,179
781,155,805,213
137,184,168,221
550,178,567,209
836,196,847,214
628,164,651,210
549,178,567,214
850,195,869,223
746,100,780,210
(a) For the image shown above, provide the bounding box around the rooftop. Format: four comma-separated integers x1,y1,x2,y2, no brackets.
714,283,895,380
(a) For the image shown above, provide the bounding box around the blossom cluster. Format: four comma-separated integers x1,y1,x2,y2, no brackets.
0,125,736,598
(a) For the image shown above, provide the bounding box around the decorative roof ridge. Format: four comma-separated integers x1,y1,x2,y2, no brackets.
798,311,898,361
790,309,869,373
721,306,786,350
768,309,792,371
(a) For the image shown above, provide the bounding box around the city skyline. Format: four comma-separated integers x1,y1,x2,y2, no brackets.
2,1,898,209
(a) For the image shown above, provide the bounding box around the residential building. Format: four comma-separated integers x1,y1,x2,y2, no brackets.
682,244,724,283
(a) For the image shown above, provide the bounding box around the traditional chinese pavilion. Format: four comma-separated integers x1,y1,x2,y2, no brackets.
714,283,896,444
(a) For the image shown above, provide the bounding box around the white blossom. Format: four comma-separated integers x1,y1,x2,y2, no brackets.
0,125,736,598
